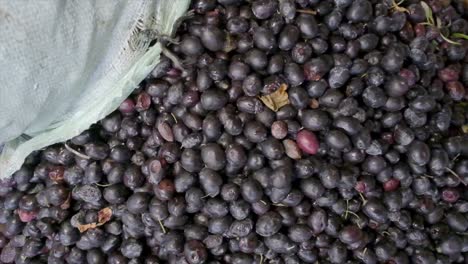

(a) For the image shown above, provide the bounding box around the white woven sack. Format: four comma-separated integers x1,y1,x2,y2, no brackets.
0,0,190,179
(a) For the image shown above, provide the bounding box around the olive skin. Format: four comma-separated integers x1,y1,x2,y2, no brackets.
300,110,330,131
407,141,431,166
200,89,228,111
279,25,300,51
296,14,319,39
252,0,278,20
201,143,226,171
200,26,225,51
2,0,468,263
180,36,204,56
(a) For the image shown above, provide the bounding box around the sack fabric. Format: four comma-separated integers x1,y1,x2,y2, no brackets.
0,0,190,179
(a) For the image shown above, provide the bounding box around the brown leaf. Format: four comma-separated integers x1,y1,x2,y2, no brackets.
77,223,98,233
223,34,236,53
60,194,71,210
391,0,409,13
98,207,113,224
462,124,468,134
76,207,112,233
259,83,290,112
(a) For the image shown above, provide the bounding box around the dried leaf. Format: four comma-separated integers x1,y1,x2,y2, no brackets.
391,0,409,13
452,33,468,40
77,223,98,233
77,207,112,233
420,1,434,25
259,84,290,112
393,6,409,13
462,125,468,134
223,34,236,53
60,194,71,210
259,95,274,111
98,207,113,223
436,17,442,28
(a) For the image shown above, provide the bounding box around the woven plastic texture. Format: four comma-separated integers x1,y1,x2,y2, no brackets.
0,0,190,179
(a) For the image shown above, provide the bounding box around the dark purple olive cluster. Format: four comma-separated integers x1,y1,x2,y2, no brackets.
1,0,468,263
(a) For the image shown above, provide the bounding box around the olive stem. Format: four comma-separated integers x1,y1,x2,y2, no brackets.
346,211,361,222
158,219,167,234
95,183,113,187
170,112,178,124
273,203,287,207
344,199,350,219
422,174,434,179
446,167,467,186
381,231,391,236
358,192,368,204
64,143,90,160
297,9,317,15
201,193,212,199
161,45,186,72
